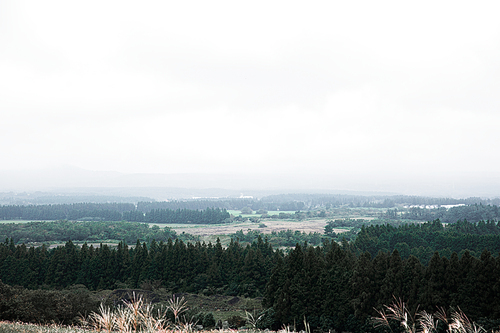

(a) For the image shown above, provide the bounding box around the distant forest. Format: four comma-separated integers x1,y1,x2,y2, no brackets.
0,221,182,244
397,203,500,223
0,204,230,224
1,195,500,223
136,195,500,211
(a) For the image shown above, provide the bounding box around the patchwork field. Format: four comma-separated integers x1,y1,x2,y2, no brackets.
163,219,345,236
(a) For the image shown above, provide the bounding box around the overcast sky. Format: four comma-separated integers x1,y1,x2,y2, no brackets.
1,1,500,195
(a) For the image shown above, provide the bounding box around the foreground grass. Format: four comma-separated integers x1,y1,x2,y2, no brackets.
0,322,272,333
373,298,488,333
0,294,491,333
0,322,258,333
0,321,92,333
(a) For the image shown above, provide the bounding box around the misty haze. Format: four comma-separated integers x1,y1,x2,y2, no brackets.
2,1,500,333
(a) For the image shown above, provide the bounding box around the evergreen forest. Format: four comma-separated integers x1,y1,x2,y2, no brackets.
0,204,230,224
0,220,181,244
2,219,500,331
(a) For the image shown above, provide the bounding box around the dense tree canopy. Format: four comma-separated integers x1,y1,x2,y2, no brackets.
354,219,500,262
0,236,275,298
0,220,180,244
126,207,230,224
263,242,500,332
0,204,230,224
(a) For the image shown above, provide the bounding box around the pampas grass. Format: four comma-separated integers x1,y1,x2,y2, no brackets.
372,298,486,333
81,293,191,333
89,303,116,333
167,295,188,325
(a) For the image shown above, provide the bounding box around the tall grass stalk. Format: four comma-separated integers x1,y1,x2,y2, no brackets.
115,306,133,333
89,303,116,333
126,292,144,332
303,316,311,333
139,302,167,333
373,298,486,333
168,295,188,324
373,298,418,333
82,293,197,333
245,310,263,329
435,307,486,333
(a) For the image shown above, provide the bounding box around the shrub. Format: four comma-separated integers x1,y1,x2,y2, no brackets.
0,282,99,325
256,308,278,330
227,315,246,328
202,312,216,328
241,207,253,214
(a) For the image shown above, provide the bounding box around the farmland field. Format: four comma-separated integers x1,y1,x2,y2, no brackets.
156,218,350,245
159,218,346,236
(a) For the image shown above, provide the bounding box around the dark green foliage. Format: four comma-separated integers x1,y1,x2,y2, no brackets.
227,315,246,328
264,241,500,332
0,203,134,221
230,229,324,247
128,207,230,224
202,312,216,328
0,281,99,324
0,237,275,297
0,204,230,225
256,307,278,330
353,219,500,261
0,220,180,244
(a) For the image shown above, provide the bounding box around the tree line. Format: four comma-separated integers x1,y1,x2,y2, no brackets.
0,236,275,298
354,219,500,262
4,196,500,222
263,241,500,332
2,200,500,227
124,207,230,224
0,203,134,221
0,204,230,224
0,220,181,244
259,194,500,209
400,203,500,223
3,236,499,331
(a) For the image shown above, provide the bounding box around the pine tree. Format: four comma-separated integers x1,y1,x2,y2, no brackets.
456,250,479,317
419,252,447,310
400,255,423,312
474,250,497,318
350,251,374,318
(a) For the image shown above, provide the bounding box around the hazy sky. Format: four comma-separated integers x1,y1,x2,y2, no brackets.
1,1,500,193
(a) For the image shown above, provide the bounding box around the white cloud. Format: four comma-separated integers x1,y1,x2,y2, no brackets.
2,0,500,194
